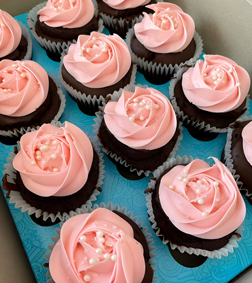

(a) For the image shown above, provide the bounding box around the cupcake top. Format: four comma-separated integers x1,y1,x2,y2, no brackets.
134,2,195,53
159,158,246,239
0,10,22,58
13,122,93,197
49,208,146,283
0,59,48,117
242,121,252,166
104,86,177,150
102,0,151,10
37,0,95,28
182,54,251,113
63,31,131,88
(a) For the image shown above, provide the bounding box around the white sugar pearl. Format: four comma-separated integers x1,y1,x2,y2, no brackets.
31,161,36,166
198,199,204,205
80,235,86,242
53,167,59,172
183,169,188,174
3,89,8,93
96,248,102,254
99,237,105,244
97,230,103,237
84,275,91,282
102,44,108,52
111,254,117,261
178,176,183,181
213,181,219,187
146,105,152,110
154,104,159,109
104,253,110,260
133,98,138,103
139,101,145,106
129,116,135,122
20,73,26,78
134,103,139,107
40,145,48,151
202,212,208,217
197,180,201,185
196,189,201,194
236,82,241,87
140,116,144,121
36,150,41,155
169,185,174,190
51,154,57,159
86,48,91,53
36,155,42,160
1,23,5,28
17,67,22,72
79,52,83,56
12,64,18,68
183,178,188,183
89,258,97,265
52,140,58,146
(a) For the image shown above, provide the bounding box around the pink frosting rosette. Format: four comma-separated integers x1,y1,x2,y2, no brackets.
13,122,93,197
0,59,48,117
0,10,22,58
182,54,251,113
242,121,252,166
159,158,246,239
63,31,131,88
102,0,150,10
49,208,146,283
104,86,177,150
38,0,95,28
134,2,195,53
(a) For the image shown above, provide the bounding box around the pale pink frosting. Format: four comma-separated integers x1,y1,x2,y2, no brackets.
159,158,246,239
0,60,48,117
102,0,150,10
63,32,131,89
242,121,252,166
0,10,22,58
38,0,95,28
50,208,146,283
13,122,93,197
134,2,195,53
182,55,251,113
104,86,177,150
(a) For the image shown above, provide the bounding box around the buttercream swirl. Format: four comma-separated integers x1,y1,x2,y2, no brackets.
104,86,177,150
49,208,146,283
63,31,131,88
0,59,48,117
134,2,195,53
38,0,95,28
242,121,252,166
159,158,246,239
182,54,251,113
102,0,151,10
0,10,22,58
13,122,93,197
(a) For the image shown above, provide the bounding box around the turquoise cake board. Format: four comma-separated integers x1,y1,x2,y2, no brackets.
1,13,252,283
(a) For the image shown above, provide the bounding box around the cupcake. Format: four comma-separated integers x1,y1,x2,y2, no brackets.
0,10,32,61
222,118,252,198
46,205,155,283
97,0,156,38
27,0,103,61
60,31,136,115
147,156,246,258
170,55,251,133
95,85,182,175
2,122,105,223
127,2,203,84
0,59,65,145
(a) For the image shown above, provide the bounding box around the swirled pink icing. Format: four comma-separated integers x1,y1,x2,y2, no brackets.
49,208,146,283
0,10,22,58
63,31,131,88
242,121,252,166
13,122,93,197
38,0,95,28
134,2,195,53
0,59,48,117
104,86,177,150
102,0,151,10
182,55,251,113
159,158,246,239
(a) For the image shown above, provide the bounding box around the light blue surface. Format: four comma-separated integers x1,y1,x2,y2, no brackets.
1,13,252,283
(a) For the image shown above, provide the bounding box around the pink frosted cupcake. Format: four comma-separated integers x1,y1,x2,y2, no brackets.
0,10,32,61
60,31,136,115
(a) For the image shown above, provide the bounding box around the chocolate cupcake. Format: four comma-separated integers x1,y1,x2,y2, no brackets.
94,85,182,175
0,10,32,61
27,0,103,61
126,2,203,84
97,0,156,38
46,204,156,283
60,32,136,115
170,55,251,134
0,59,65,145
147,156,246,258
2,122,105,223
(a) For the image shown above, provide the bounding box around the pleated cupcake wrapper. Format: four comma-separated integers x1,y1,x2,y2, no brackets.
146,155,244,259
27,1,103,55
2,121,105,223
93,85,183,176
45,202,157,283
223,115,252,198
0,75,66,139
18,22,32,60
126,27,203,79
169,67,251,133
59,51,137,111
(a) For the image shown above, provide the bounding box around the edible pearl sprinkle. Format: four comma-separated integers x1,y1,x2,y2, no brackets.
79,52,83,56
53,168,59,172
140,116,144,121
36,151,41,155
12,64,18,68
1,23,5,28
80,235,86,242
40,145,48,151
99,237,105,243
196,189,201,194
97,230,103,237
202,212,208,217
102,44,108,52
51,154,57,159
146,105,151,110
20,73,26,78
17,67,22,72
31,161,36,166
133,98,138,103
236,82,241,87
197,180,201,184
96,248,102,254
183,169,188,174
134,103,139,107
84,275,91,282
183,178,188,183
169,185,174,190
129,116,135,122
104,253,110,260
198,199,204,205
89,258,96,265
213,181,219,187
86,48,91,53
36,155,42,160
111,255,117,261
139,101,145,106
52,140,58,145
178,176,183,181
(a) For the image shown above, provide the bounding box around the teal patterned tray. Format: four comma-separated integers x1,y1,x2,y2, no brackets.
1,13,252,283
